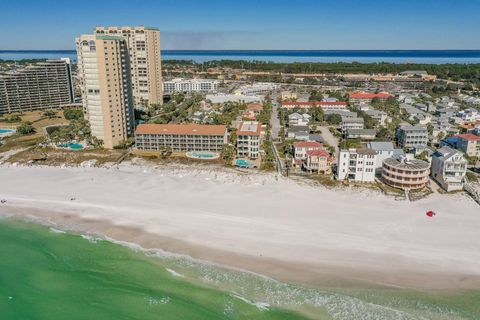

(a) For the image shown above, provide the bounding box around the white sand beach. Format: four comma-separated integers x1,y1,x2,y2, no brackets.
1,163,479,290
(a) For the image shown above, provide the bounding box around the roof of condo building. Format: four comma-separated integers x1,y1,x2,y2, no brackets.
135,124,227,136
237,121,262,136
349,92,393,99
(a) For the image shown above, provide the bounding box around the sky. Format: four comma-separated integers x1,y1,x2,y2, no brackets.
0,0,479,50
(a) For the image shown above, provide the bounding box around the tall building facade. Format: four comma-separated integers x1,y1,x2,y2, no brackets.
95,26,163,106
76,34,135,149
0,59,73,114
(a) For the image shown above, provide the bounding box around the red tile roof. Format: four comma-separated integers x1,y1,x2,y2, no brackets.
349,92,393,99
306,149,330,157
135,124,227,136
282,101,347,106
294,141,323,148
455,133,480,141
246,103,264,111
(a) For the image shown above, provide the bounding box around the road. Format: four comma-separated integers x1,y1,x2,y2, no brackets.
318,126,340,155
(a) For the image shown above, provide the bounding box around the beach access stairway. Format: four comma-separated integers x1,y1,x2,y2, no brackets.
464,176,480,205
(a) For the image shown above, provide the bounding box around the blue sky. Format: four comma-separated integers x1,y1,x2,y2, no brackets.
1,0,479,50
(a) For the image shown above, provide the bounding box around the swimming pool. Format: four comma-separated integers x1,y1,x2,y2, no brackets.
0,128,15,135
186,151,220,160
235,159,253,168
58,142,84,150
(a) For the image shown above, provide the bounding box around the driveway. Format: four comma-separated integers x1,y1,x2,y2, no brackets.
318,126,339,155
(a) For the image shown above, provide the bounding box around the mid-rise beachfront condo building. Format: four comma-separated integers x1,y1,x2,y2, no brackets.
0,59,73,115
76,34,135,149
134,123,228,152
95,26,163,107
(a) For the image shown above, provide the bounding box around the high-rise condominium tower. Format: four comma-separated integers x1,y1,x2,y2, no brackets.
95,26,163,107
76,34,135,149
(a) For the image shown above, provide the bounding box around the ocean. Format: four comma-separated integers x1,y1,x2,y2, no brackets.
1,50,480,64
1,218,479,320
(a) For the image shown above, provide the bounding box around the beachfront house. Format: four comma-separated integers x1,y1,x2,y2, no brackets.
303,149,334,175
367,141,404,174
236,121,262,159
336,148,377,182
431,146,467,192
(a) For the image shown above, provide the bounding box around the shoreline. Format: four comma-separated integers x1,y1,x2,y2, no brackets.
1,163,480,291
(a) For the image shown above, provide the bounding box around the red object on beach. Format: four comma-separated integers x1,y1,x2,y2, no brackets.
426,211,435,217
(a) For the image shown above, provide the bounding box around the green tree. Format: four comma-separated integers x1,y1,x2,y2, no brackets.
43,110,57,119
326,114,342,125
221,144,235,164
17,122,35,135
63,108,84,121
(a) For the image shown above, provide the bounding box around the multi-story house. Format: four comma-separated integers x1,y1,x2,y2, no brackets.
236,121,262,159
134,123,228,152
455,134,480,157
396,125,428,148
367,141,404,174
431,146,467,191
341,118,364,133
303,149,334,174
292,141,324,166
336,148,377,182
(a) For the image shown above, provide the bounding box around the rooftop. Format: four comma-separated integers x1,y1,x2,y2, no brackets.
455,133,480,141
349,92,393,99
237,121,262,136
282,101,347,106
384,156,430,170
294,141,323,148
135,124,227,136
306,149,330,157
368,141,395,151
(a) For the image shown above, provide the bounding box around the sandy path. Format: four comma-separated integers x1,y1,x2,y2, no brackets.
0,163,479,290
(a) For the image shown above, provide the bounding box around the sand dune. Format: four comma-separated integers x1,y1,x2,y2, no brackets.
1,163,479,290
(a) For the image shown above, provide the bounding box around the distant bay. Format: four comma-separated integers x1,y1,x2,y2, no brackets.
1,50,480,64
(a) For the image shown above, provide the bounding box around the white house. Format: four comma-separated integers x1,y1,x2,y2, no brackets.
431,146,467,191
367,141,404,174
337,148,377,182
288,112,311,126
236,121,262,159
341,118,364,133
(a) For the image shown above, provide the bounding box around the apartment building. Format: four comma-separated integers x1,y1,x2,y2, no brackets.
341,118,364,133
349,92,393,104
337,148,377,182
163,78,219,94
396,125,428,148
0,59,73,114
236,121,262,159
431,146,467,191
95,26,163,106
134,123,227,152
76,34,135,149
382,155,430,190
455,134,480,157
